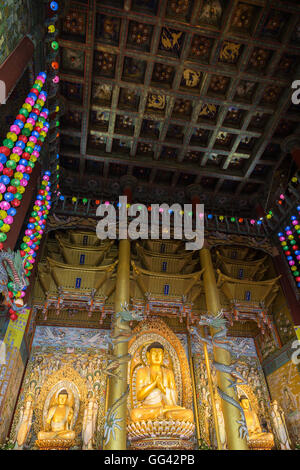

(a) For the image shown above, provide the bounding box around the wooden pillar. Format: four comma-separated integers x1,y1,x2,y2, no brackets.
104,176,136,450
200,246,248,450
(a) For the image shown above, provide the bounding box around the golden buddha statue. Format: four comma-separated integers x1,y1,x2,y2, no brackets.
37,389,75,442
130,342,194,423
240,396,274,450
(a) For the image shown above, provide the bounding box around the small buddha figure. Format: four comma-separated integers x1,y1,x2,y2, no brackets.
38,389,75,441
14,395,34,449
130,342,194,423
270,400,291,450
240,396,274,449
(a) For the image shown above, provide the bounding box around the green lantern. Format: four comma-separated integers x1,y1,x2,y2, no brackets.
19,108,29,118
3,139,14,148
51,41,59,50
6,160,16,169
22,128,31,137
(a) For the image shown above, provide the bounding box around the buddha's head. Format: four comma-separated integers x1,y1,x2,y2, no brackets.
240,396,250,410
58,389,68,405
146,342,164,366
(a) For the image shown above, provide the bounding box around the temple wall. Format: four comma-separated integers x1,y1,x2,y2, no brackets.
9,326,109,449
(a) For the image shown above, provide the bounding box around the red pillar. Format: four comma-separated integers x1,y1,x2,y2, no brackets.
0,37,34,103
273,253,300,326
291,148,300,169
186,184,202,219
123,186,133,204
120,175,137,204
281,135,300,170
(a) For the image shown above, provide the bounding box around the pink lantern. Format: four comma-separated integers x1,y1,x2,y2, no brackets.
17,165,26,173
13,147,22,155
0,201,10,210
4,216,13,224
10,125,20,134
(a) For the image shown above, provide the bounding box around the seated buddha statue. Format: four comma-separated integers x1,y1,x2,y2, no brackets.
240,396,274,449
130,342,194,423
38,389,75,441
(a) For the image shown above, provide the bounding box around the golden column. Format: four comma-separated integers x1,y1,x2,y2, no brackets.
104,176,136,450
200,245,248,450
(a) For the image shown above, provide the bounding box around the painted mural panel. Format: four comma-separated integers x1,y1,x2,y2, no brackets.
266,360,300,446
0,0,30,65
0,346,25,443
10,326,110,449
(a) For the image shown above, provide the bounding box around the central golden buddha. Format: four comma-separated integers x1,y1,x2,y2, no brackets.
130,342,194,423
38,389,75,441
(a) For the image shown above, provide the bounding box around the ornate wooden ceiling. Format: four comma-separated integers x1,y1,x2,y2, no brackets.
58,0,300,215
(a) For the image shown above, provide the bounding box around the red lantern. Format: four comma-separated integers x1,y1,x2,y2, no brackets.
16,114,26,123
3,168,14,177
11,199,21,208
0,146,10,156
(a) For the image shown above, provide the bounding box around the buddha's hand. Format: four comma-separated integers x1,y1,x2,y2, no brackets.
156,376,166,394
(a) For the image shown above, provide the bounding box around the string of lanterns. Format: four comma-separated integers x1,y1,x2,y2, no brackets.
278,206,300,290
0,72,49,248
56,173,300,226
3,1,60,320
8,173,52,321
45,0,61,198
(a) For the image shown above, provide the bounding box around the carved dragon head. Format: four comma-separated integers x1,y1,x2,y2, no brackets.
198,310,227,330
4,249,29,292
